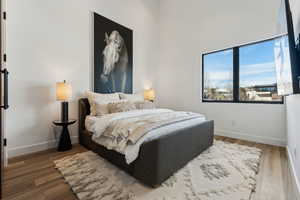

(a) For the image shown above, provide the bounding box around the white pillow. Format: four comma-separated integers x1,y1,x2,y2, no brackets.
119,93,144,102
85,91,120,116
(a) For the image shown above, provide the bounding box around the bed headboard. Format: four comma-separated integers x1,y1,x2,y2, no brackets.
78,98,90,133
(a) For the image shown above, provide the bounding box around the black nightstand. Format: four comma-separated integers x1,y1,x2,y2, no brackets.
53,119,76,151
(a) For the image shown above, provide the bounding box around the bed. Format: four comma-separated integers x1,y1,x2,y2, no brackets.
78,98,214,187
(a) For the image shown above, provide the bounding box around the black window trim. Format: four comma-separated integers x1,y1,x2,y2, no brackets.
201,36,285,104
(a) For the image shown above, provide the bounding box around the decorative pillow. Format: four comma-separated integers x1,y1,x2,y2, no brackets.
85,91,120,116
134,100,156,110
94,99,127,116
119,93,144,102
108,101,137,114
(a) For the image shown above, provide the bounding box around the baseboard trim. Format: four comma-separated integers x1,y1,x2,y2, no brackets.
287,147,300,198
7,136,79,158
215,129,286,147
7,130,286,157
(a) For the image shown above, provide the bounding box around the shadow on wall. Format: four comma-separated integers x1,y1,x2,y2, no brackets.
24,85,54,104
16,84,80,148
22,85,58,142
140,0,159,13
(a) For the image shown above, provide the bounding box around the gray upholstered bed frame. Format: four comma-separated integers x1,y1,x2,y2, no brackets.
78,98,214,187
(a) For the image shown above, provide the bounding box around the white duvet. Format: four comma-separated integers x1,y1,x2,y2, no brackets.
85,109,206,164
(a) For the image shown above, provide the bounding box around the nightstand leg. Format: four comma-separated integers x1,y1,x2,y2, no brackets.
58,125,72,151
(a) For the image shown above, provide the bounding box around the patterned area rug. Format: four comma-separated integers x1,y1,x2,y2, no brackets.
54,140,261,200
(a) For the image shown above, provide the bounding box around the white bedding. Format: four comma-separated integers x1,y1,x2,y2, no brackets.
85,109,206,164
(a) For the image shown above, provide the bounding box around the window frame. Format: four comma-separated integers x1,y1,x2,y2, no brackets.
202,37,284,104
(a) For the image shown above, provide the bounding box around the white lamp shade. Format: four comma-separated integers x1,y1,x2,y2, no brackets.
56,81,72,101
144,89,155,101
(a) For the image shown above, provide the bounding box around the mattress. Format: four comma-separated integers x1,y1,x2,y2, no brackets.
85,109,206,164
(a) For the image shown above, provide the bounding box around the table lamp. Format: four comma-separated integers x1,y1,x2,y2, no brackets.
56,80,72,122
144,88,155,102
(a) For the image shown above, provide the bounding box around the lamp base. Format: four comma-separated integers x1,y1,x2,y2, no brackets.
57,125,72,151
61,101,68,122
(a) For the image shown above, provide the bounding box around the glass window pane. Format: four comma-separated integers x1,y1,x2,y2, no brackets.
274,35,293,95
239,40,282,102
203,49,233,101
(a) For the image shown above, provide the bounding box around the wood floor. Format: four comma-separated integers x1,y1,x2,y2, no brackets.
2,136,299,200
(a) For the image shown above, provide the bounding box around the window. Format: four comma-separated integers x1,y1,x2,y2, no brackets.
202,37,284,104
203,49,233,101
239,40,282,102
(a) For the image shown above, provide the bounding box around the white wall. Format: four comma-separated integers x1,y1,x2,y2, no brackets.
6,0,160,157
286,95,300,192
157,0,286,146
7,0,291,158
286,0,300,193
